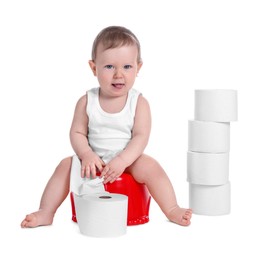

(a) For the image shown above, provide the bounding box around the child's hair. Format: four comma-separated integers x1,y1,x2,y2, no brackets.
91,26,142,63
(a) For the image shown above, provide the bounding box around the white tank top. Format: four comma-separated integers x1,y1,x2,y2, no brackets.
87,87,141,163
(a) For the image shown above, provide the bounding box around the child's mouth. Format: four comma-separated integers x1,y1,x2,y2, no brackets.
112,84,124,89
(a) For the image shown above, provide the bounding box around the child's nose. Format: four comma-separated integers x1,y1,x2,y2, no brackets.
114,68,123,78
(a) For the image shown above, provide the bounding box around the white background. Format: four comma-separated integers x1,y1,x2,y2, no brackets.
1,0,259,259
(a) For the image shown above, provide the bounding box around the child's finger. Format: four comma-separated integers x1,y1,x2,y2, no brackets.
81,165,86,178
85,165,90,178
96,160,105,173
104,172,116,184
90,163,96,179
100,166,109,178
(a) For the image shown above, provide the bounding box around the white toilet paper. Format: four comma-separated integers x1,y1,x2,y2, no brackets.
189,182,231,216
188,120,230,153
195,89,238,122
70,155,107,195
187,151,229,185
74,193,128,237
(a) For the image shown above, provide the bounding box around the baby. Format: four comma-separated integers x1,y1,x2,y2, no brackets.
21,26,192,228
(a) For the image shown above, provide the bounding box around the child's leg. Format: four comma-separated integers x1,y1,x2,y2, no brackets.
126,154,192,226
21,157,72,228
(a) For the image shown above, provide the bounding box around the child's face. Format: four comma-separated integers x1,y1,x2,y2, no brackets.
89,44,142,97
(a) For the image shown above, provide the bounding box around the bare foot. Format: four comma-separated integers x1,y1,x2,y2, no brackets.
167,206,192,226
21,210,54,228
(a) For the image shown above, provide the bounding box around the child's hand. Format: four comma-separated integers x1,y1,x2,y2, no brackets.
100,156,127,184
80,150,104,179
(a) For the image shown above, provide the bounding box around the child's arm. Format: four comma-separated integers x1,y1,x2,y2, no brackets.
101,95,151,183
70,95,104,178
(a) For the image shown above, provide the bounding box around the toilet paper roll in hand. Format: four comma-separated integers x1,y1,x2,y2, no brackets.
75,193,128,237
189,182,231,216
188,120,230,153
195,89,238,122
187,151,229,185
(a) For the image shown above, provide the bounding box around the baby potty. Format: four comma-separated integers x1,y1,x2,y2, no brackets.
70,172,151,226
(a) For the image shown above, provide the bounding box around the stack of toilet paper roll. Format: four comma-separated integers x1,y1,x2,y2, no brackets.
187,89,237,215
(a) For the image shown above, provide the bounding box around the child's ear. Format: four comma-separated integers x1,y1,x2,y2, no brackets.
137,62,143,74
89,60,97,76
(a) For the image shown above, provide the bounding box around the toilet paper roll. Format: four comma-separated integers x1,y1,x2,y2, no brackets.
189,182,231,216
74,193,128,237
187,151,229,185
188,120,230,153
195,89,238,122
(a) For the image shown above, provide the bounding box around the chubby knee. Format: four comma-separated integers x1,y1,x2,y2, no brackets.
57,157,72,172
135,154,160,169
128,154,162,183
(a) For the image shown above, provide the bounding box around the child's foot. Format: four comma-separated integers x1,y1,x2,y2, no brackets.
167,206,192,226
21,210,54,228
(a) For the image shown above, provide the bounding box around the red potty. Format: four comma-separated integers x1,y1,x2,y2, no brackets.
70,173,151,226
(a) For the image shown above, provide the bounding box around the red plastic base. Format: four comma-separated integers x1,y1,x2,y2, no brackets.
70,173,151,226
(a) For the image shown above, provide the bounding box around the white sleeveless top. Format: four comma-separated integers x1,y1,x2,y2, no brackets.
87,87,140,163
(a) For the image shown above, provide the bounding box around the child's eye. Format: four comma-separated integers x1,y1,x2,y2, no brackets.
104,65,114,69
124,65,132,69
